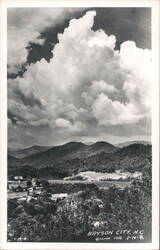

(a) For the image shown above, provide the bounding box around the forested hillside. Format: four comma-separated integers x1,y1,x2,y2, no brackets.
8,162,152,242
8,143,151,179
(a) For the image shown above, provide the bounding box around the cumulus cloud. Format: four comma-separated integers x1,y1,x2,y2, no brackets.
8,10,151,146
55,118,71,128
8,27,44,74
91,80,118,94
92,93,145,126
29,118,50,127
7,8,85,74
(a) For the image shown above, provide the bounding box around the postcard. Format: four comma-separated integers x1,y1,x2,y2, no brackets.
0,0,159,249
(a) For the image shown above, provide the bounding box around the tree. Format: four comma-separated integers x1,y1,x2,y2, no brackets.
26,180,32,188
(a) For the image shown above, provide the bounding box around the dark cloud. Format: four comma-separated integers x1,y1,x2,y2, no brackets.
92,8,151,49
8,8,151,79
26,9,88,64
7,63,27,79
26,8,151,66
7,8,151,148
15,88,43,108
8,111,18,124
8,110,25,125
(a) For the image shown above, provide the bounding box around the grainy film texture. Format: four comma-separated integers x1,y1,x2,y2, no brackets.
7,7,152,243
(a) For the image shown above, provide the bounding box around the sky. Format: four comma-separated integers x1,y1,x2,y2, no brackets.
7,7,151,148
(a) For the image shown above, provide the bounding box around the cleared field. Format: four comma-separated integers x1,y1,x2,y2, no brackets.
96,180,131,189
48,180,89,184
65,171,141,181
8,191,27,199
48,179,131,190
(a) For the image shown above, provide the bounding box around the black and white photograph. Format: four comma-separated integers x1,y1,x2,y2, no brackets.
0,0,159,249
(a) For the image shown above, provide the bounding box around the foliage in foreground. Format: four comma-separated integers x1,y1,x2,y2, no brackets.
7,163,151,242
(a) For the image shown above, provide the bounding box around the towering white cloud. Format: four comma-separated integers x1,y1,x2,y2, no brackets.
8,10,151,146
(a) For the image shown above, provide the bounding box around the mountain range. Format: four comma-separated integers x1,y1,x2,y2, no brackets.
8,140,151,166
8,145,52,159
8,141,117,168
116,140,151,148
8,141,151,178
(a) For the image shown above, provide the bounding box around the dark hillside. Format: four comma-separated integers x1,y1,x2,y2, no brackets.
8,143,151,179
8,141,117,168
8,145,52,159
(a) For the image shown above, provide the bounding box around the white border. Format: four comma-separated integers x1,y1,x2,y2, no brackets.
0,0,159,250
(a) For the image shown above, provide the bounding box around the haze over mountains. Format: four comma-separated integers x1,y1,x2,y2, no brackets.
116,140,151,148
8,140,150,158
8,141,116,167
8,145,52,159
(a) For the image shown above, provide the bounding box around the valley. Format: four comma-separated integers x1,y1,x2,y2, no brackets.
7,140,152,243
